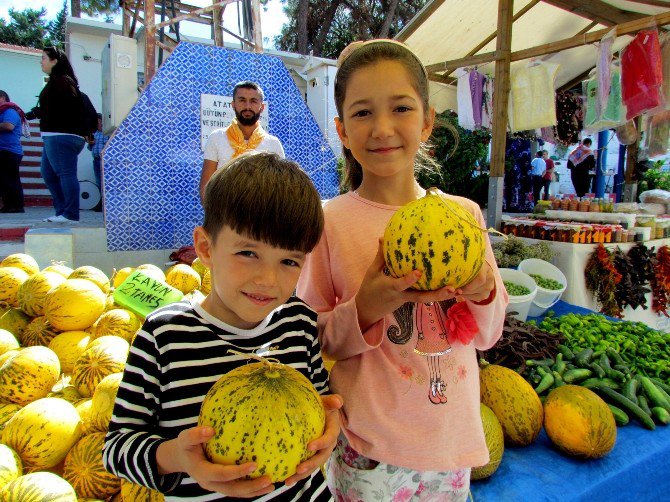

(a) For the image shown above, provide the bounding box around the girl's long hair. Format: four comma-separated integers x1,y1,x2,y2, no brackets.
44,46,78,86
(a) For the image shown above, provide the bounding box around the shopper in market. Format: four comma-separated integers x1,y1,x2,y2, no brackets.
25,47,87,224
199,81,284,201
103,152,341,500
530,150,546,203
0,90,27,213
542,149,555,200
567,137,595,197
297,39,507,501
86,113,109,212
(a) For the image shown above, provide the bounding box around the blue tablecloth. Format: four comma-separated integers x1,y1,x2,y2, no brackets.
471,300,670,501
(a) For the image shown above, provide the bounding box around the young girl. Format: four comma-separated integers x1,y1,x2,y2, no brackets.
296,40,509,501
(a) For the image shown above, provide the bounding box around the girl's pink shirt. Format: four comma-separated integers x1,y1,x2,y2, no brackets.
297,191,508,472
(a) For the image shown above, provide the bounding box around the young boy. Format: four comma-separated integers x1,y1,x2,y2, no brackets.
103,153,341,501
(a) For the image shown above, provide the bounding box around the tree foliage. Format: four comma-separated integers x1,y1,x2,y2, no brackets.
70,0,120,19
47,2,68,48
0,8,50,48
266,0,429,58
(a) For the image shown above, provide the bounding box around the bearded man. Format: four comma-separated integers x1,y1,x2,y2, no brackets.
199,81,284,200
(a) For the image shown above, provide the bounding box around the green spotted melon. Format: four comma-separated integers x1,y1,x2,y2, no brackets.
383,191,486,290
21,316,60,347
63,432,120,499
0,472,77,501
198,361,325,483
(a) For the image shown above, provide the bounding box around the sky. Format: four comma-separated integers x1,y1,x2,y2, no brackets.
0,0,289,49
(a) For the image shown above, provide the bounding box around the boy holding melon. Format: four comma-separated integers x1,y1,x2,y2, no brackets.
103,152,341,500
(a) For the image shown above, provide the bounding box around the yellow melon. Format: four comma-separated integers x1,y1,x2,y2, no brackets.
190,258,207,278
68,266,110,294
48,331,90,374
21,316,60,347
42,263,73,278
471,403,505,480
48,378,84,406
17,271,66,317
120,478,164,501
136,263,165,282
0,309,31,340
0,403,22,431
0,254,39,276
0,350,18,367
0,267,29,308
0,471,77,501
112,267,134,289
63,432,121,499
0,346,61,406
75,399,96,436
0,444,22,491
72,336,129,397
44,279,106,331
93,309,140,343
0,329,19,356
165,264,201,294
90,372,122,432
201,268,211,295
1,397,82,471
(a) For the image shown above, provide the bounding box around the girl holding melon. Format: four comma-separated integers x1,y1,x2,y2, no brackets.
297,40,508,500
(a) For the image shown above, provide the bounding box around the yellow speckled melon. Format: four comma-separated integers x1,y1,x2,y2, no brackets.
21,316,60,347
1,397,82,471
41,263,73,278
0,330,19,356
0,346,61,406
48,376,84,405
0,309,30,341
44,279,106,331
0,403,22,431
120,478,164,501
0,268,29,308
93,309,140,343
383,191,486,290
72,336,128,397
471,403,505,480
479,362,543,446
0,254,39,276
112,267,135,289
0,471,77,501
544,385,617,459
190,257,207,278
0,444,22,491
199,361,325,483
165,264,201,294
136,263,165,282
48,331,90,375
17,271,66,317
89,372,122,432
75,399,95,436
63,432,121,499
68,266,110,294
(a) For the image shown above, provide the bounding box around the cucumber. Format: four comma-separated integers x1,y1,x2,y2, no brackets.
574,348,594,367
651,407,670,425
588,362,606,379
651,378,670,394
639,376,670,413
558,345,575,361
562,368,592,384
607,404,629,426
552,354,567,375
622,378,639,402
595,387,656,430
552,371,565,388
581,377,620,390
606,348,626,367
638,395,652,416
534,372,555,395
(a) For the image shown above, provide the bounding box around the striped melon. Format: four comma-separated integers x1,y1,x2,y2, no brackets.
480,362,543,446
0,254,39,276
21,316,60,347
68,266,110,294
120,478,164,501
0,444,22,490
63,432,121,499
48,376,84,405
112,267,134,289
0,268,29,308
135,263,165,282
165,264,201,294
72,336,129,397
0,346,61,406
17,271,66,317
0,472,77,501
0,309,30,342
544,385,617,459
0,330,19,356
48,331,90,374
383,191,486,290
0,403,21,431
190,257,207,278
199,361,325,483
201,269,211,295
0,350,18,368
75,399,96,436
93,309,140,343
44,279,106,331
471,403,505,480
42,264,73,278
90,372,122,432
1,397,81,471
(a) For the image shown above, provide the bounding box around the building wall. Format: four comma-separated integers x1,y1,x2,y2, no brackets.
0,47,44,111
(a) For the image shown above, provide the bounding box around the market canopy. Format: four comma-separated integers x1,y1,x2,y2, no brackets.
397,0,670,112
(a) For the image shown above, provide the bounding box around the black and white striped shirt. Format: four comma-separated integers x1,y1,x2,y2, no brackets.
103,298,332,501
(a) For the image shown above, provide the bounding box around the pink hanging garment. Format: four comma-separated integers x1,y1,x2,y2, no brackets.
621,30,664,120
596,29,615,119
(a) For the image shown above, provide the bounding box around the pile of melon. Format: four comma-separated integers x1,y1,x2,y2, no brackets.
0,253,210,499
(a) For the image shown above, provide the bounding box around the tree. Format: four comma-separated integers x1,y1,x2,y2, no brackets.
47,2,68,49
70,0,120,19
0,8,50,48
267,0,429,58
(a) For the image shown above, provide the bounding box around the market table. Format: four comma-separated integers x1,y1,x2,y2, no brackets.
470,300,670,501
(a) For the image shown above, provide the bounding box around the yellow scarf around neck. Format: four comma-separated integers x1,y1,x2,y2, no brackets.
225,118,267,158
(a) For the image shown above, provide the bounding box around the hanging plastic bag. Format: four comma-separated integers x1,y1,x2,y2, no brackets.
644,110,670,157
621,29,664,120
509,61,560,131
583,66,627,133
596,29,616,119
615,120,638,145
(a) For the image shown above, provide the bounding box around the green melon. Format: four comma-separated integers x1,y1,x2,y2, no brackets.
471,403,505,480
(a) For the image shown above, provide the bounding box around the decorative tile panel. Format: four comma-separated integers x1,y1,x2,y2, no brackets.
103,43,339,251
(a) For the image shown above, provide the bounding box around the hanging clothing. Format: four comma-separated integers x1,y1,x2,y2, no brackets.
583,67,626,133
554,91,583,146
225,118,267,158
509,61,559,132
621,29,664,120
481,76,494,129
469,70,485,129
596,30,616,119
456,68,476,130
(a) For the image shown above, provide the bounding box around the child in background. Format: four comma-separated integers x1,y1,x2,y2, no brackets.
103,152,341,501
87,113,109,211
296,40,508,501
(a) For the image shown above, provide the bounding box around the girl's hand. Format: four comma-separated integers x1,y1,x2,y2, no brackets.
454,261,495,302
355,240,458,331
159,426,274,498
284,394,343,487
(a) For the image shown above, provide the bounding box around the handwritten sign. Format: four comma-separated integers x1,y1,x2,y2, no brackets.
113,270,184,318
200,93,269,150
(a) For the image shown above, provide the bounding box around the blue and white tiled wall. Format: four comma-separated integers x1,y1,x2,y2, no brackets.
102,42,339,251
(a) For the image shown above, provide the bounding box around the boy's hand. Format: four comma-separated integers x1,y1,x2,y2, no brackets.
284,394,343,487
355,240,458,331
158,426,274,498
454,261,495,303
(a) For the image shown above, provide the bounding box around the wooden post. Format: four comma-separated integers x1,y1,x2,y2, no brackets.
121,1,130,36
623,117,641,202
145,0,156,85
487,0,514,230
252,0,263,53
213,4,224,47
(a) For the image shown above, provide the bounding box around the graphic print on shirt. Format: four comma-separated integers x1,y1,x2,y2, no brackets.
387,299,457,405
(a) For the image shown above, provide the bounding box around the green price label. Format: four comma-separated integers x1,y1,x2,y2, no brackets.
113,269,184,318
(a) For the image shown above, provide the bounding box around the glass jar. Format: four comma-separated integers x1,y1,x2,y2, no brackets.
569,198,580,211
578,198,591,212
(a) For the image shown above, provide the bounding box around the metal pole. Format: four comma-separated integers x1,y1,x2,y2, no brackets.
594,130,609,198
